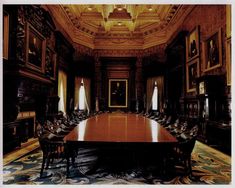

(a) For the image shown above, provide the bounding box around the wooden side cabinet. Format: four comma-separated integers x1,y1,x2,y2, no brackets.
196,75,224,120
3,111,36,154
206,121,231,154
17,111,36,136
3,121,21,154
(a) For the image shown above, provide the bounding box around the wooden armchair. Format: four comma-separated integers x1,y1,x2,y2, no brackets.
174,125,199,177
39,137,65,178
175,137,197,177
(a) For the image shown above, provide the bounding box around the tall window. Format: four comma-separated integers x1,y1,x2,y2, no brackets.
74,77,91,112
146,76,164,112
79,79,85,110
152,81,158,110
58,70,67,113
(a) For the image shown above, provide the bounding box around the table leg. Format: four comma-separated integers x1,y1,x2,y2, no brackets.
65,143,70,177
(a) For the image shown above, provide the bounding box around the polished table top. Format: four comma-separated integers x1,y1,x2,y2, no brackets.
63,113,177,143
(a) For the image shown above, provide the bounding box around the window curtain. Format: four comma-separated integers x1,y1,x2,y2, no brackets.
58,70,67,113
74,77,82,110
146,76,164,112
83,78,91,113
152,82,158,110
74,77,91,113
79,79,85,110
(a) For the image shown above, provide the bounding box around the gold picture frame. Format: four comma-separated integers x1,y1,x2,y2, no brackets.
186,26,200,62
26,22,46,73
202,28,222,72
186,58,200,92
226,37,231,86
108,79,128,108
3,11,9,60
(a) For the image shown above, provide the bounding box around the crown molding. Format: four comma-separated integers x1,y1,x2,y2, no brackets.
94,38,144,50
94,49,142,57
47,5,196,52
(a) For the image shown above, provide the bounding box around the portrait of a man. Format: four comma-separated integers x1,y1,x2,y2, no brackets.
190,39,197,58
109,79,127,107
187,59,199,92
26,24,45,71
189,64,197,89
186,26,199,62
207,38,218,68
28,32,42,67
204,28,222,71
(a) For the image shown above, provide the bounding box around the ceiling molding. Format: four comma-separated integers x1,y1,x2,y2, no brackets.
95,49,142,57
165,5,195,46
46,5,195,51
94,38,144,50
46,5,76,45
73,30,95,49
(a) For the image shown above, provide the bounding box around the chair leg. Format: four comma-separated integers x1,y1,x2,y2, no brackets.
188,157,193,178
51,156,55,164
72,155,75,167
46,156,50,169
183,157,193,177
181,157,189,176
40,156,46,178
66,156,70,177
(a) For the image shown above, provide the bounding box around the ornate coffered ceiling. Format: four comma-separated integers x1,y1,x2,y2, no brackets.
46,5,194,50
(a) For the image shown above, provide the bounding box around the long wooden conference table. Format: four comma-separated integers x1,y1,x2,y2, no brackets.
63,112,178,176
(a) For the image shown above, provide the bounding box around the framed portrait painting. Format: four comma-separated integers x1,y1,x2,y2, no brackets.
108,79,128,108
186,26,200,62
186,58,200,92
26,23,46,72
202,28,222,72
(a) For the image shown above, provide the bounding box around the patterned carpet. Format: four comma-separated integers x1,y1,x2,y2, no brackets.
3,141,231,185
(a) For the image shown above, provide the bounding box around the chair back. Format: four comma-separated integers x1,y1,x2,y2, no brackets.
39,137,64,158
178,125,199,155
36,121,44,138
189,125,199,138
180,137,197,155
165,115,172,124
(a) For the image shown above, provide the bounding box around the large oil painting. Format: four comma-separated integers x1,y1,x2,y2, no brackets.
203,28,222,72
186,26,200,62
186,58,200,92
26,23,46,72
108,79,128,108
